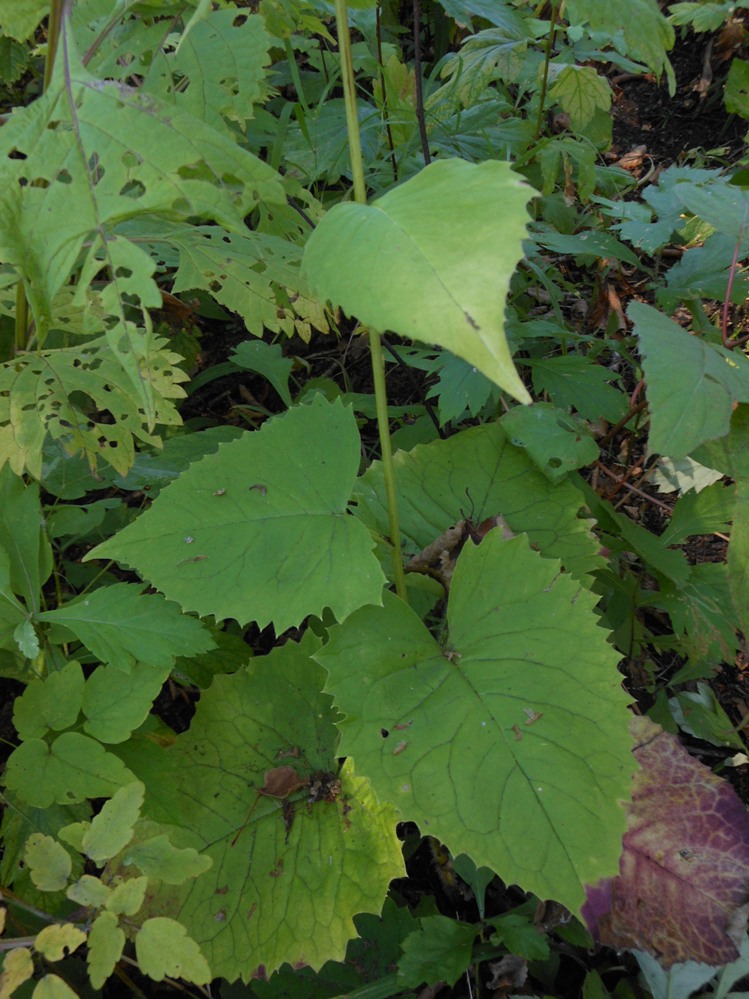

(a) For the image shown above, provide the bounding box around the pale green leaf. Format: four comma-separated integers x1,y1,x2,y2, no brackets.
34,924,87,962
82,663,168,744
0,0,47,41
107,876,148,917
32,975,79,999
86,397,386,630
355,422,602,579
158,636,403,981
13,661,85,741
317,533,635,914
136,918,211,985
652,456,724,495
24,833,72,892
0,335,187,479
87,911,125,991
13,620,39,660
0,947,34,997
5,733,135,808
670,682,744,750
142,9,271,130
500,403,599,482
0,465,52,610
81,782,144,862
122,835,212,885
0,29,284,341
549,65,612,131
302,159,533,403
38,584,215,673
631,302,749,458
397,916,476,988
66,874,112,909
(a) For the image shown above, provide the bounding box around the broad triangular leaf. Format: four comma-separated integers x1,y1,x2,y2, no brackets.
355,422,601,578
38,584,215,673
153,636,403,981
302,159,533,403
317,532,635,913
86,397,385,630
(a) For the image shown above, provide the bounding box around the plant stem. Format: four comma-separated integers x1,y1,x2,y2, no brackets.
334,0,408,603
534,0,559,140
412,0,431,165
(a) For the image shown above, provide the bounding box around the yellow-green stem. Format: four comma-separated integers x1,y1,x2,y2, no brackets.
333,0,408,603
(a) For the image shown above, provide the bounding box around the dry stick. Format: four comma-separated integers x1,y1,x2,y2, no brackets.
412,0,431,165
595,462,673,516
597,399,648,449
376,4,399,181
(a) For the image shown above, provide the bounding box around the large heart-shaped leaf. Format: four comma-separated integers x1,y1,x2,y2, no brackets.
86,396,385,630
149,636,403,981
317,531,635,913
302,159,533,403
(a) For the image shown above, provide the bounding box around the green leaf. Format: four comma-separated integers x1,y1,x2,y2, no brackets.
106,876,148,917
87,397,386,630
728,478,749,645
66,874,111,909
24,833,73,892
397,916,476,988
0,465,52,610
135,918,211,985
82,662,169,744
302,159,533,403
35,923,87,962
81,782,144,862
141,9,271,131
669,3,732,32
13,661,86,741
500,403,599,482
38,584,215,673
670,682,744,750
549,66,612,131
529,355,628,424
317,533,635,915
0,947,34,996
0,335,187,479
725,59,749,120
32,975,80,999
159,636,403,981
14,619,39,659
88,911,126,991
0,0,47,41
355,422,602,579
631,302,749,458
0,29,284,342
0,35,32,84
489,912,550,960
122,834,212,885
232,340,293,407
565,0,674,89
5,732,135,808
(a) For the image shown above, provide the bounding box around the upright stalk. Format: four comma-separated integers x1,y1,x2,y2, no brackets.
534,0,560,140
333,0,408,603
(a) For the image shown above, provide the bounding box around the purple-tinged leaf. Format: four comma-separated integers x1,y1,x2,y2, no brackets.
582,716,749,968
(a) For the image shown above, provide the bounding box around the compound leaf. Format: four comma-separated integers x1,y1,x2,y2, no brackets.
87,396,385,630
13,660,85,740
24,833,73,892
302,159,533,403
317,532,635,915
81,782,144,863
38,583,215,673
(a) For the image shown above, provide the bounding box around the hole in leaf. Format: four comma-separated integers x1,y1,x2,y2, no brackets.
115,267,133,279
121,150,141,168
56,168,72,184
8,148,27,160
548,457,562,468
232,14,248,26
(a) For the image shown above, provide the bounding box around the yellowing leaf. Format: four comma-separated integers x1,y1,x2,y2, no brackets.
135,918,211,985
87,912,125,991
34,924,87,963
